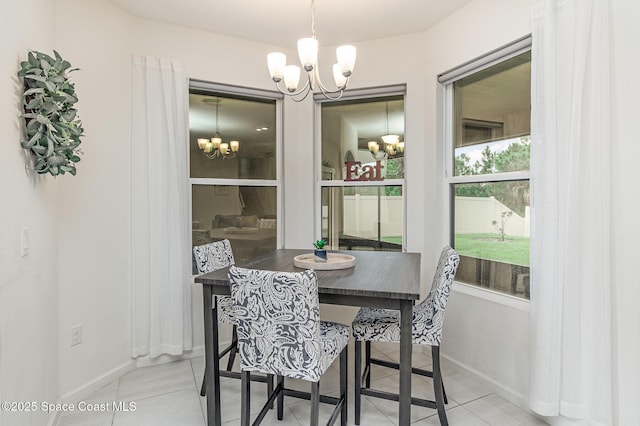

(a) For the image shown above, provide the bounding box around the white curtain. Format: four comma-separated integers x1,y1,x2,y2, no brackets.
529,0,611,424
131,56,192,358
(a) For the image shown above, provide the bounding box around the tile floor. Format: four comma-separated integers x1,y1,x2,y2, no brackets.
56,342,547,425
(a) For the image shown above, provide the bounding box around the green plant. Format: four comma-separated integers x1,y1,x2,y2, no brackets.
18,50,84,176
313,239,326,250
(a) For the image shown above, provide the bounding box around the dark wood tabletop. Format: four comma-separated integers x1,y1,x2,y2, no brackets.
195,248,421,301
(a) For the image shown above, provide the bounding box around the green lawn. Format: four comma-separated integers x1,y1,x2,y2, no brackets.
380,236,403,245
454,233,530,266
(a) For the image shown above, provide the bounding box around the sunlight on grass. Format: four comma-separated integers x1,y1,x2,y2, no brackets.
454,233,530,266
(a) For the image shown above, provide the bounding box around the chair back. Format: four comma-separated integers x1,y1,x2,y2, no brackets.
229,266,323,380
413,246,460,344
192,239,235,275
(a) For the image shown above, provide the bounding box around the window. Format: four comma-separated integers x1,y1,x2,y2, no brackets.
189,81,282,262
316,88,405,251
441,40,531,299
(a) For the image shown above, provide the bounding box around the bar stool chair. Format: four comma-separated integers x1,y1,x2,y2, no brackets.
352,246,460,426
229,266,349,426
192,239,272,398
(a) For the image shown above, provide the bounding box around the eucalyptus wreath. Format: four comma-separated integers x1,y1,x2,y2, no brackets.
18,50,84,176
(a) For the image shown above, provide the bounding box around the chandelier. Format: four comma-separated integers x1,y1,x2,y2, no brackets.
266,0,356,102
368,101,404,160
197,98,239,159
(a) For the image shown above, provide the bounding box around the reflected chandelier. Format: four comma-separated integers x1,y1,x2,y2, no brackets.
197,98,239,159
266,0,356,102
368,101,404,160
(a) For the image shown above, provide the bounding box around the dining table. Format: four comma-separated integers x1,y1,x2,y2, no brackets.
194,248,421,426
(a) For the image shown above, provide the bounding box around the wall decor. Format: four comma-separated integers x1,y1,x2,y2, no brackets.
18,50,84,176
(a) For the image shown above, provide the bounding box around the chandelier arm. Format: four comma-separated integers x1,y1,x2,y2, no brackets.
273,78,312,98
313,67,349,96
316,79,348,100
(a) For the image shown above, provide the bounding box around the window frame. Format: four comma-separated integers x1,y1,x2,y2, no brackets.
440,37,532,301
188,80,285,250
314,85,407,251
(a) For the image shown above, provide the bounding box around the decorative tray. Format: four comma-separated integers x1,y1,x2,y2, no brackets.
293,253,356,270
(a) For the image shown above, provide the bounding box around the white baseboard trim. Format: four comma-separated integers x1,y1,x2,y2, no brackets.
439,353,582,426
440,352,530,409
61,360,137,404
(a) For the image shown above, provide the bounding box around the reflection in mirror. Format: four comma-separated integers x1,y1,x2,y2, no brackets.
321,96,404,180
192,185,277,262
189,91,277,180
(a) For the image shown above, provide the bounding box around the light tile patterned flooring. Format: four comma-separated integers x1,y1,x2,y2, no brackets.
57,342,547,425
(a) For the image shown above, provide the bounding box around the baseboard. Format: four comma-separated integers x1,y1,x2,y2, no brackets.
60,360,137,404
439,352,531,410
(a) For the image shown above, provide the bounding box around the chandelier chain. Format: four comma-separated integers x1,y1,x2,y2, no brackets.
311,0,316,39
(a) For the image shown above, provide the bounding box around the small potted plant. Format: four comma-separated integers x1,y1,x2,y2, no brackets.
313,239,328,262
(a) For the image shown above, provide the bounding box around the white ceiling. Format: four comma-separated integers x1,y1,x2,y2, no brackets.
106,0,473,47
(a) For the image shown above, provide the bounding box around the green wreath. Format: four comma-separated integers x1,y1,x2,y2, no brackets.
18,50,84,176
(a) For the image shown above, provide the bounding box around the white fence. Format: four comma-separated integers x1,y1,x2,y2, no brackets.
340,195,529,239
455,196,530,237
343,195,403,238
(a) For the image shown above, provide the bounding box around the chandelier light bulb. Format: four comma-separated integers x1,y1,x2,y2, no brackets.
381,134,400,145
230,140,240,152
297,38,318,72
267,52,286,82
333,64,347,89
284,65,301,92
197,138,209,149
336,45,356,76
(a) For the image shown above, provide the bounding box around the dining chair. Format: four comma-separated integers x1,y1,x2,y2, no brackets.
351,246,460,426
193,239,272,399
229,266,349,426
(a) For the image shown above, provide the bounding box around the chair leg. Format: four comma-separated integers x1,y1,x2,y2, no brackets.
354,339,362,425
226,325,238,371
340,346,348,426
267,374,274,409
365,341,372,388
200,371,206,396
241,370,251,426
310,381,320,426
277,375,285,421
432,346,448,426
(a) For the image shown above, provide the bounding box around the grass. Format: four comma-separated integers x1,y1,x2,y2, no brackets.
454,233,530,266
380,236,403,245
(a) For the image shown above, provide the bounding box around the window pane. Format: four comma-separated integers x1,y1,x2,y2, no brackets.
189,92,276,179
192,185,277,262
321,96,404,180
453,51,531,176
321,186,402,251
453,181,530,299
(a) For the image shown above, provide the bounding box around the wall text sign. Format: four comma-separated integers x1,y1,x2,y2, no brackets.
345,161,384,181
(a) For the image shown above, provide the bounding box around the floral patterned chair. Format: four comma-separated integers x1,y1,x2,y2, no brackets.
192,240,241,396
229,266,349,426
351,246,460,426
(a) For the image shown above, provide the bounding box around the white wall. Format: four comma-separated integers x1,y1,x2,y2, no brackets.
610,1,640,424
0,1,60,425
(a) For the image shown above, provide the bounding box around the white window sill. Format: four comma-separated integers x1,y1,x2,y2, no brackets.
452,281,530,312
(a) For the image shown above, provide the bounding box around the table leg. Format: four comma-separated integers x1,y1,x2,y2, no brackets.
398,300,413,426
203,287,222,425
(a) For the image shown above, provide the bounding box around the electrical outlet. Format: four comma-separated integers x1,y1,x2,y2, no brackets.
21,227,29,257
71,325,83,346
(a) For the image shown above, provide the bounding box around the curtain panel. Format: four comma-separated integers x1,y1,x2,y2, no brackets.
529,0,612,424
131,56,192,358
